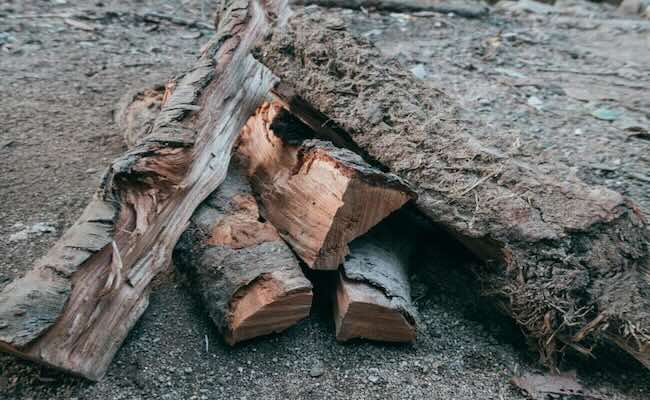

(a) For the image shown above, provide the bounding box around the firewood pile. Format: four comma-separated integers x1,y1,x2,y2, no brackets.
0,0,648,381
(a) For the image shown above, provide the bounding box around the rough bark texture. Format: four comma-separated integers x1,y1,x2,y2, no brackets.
334,217,417,342
0,0,287,380
114,84,168,147
254,9,650,369
236,101,416,269
174,163,313,345
291,0,489,18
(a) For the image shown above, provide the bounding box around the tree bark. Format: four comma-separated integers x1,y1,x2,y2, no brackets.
253,9,650,369
0,0,288,380
236,101,416,270
334,216,417,342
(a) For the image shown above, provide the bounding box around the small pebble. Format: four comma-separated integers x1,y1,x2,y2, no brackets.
309,360,325,378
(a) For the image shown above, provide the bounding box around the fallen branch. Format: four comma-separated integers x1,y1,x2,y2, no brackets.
253,9,650,369
0,0,288,380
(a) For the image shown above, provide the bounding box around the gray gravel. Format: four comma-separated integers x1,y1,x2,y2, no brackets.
1,0,649,399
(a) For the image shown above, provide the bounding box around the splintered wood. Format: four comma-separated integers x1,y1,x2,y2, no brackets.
237,102,415,270
3,0,648,383
116,86,418,348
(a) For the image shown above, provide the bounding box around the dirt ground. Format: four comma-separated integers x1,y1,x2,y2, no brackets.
0,0,649,399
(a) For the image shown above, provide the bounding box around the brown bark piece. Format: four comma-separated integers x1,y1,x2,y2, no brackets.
0,0,288,380
254,10,650,369
236,102,416,270
334,218,417,343
175,163,313,345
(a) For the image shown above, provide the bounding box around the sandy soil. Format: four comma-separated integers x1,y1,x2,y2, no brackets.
0,0,649,399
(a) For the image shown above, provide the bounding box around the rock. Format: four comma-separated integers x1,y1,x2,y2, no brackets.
527,96,544,111
410,64,427,80
309,360,325,378
618,0,641,15
368,375,380,384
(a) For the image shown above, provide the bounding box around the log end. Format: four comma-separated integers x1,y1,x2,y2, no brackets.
224,274,313,345
333,275,416,343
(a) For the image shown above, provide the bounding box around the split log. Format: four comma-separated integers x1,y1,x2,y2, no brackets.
174,163,313,345
253,10,650,369
0,0,288,380
292,0,489,19
334,217,417,342
116,86,313,346
236,101,416,269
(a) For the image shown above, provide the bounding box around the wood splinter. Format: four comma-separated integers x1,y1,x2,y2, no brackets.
236,102,416,270
334,217,417,342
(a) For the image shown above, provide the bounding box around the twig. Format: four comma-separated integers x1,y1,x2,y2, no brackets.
458,167,502,197
7,13,71,19
535,67,620,77
141,12,213,30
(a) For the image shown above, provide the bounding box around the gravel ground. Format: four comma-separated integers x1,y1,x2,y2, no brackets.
1,1,649,399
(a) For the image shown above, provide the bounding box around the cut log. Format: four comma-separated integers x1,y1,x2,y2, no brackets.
175,163,313,345
0,0,288,380
291,0,489,19
115,85,313,346
236,101,416,269
253,10,650,369
334,217,417,342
